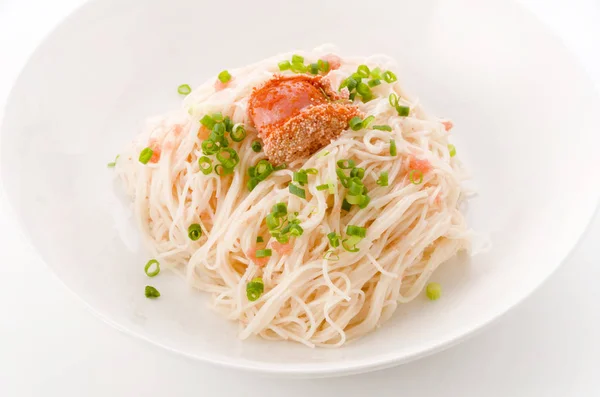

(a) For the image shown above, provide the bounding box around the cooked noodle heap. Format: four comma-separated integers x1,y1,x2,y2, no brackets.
115,46,471,347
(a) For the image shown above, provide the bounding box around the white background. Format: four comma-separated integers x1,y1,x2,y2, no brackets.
1,0,599,395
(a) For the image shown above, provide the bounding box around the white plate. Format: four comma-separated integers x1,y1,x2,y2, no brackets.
1,0,599,377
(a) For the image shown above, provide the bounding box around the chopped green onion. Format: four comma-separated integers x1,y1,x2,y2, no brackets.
139,147,154,164
409,169,424,185
289,224,304,237
271,202,288,218
246,277,264,301
356,82,372,98
323,250,339,261
388,93,399,108
349,92,357,101
291,63,307,73
230,124,246,142
304,168,318,175
144,259,160,277
382,70,398,83
346,194,365,205
357,65,370,78
426,282,442,300
198,156,213,175
292,54,304,64
255,249,272,258
107,154,119,168
178,84,191,95
224,116,234,132
372,125,392,132
256,236,264,243
254,159,274,180
318,59,330,73
350,167,365,180
251,140,262,152
396,105,410,117
346,225,367,238
201,139,219,156
342,77,358,92
448,144,456,157
370,67,383,80
341,238,360,253
309,63,319,75
337,159,356,169
293,171,308,185
327,232,341,248
289,183,306,199
247,178,259,191
390,139,397,156
316,184,329,191
212,112,224,122
368,79,382,87
200,115,216,130
266,214,282,230
341,199,352,211
217,148,240,169
348,116,363,131
145,286,160,298
348,179,364,195
186,223,202,241
212,121,225,136
273,163,287,171
358,194,371,209
218,70,231,83
214,164,233,176
376,171,389,186
278,60,291,71
362,116,375,128
336,168,349,188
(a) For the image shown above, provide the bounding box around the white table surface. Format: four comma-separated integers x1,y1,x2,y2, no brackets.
1,0,599,396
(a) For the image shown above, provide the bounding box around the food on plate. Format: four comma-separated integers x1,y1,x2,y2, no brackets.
112,46,472,347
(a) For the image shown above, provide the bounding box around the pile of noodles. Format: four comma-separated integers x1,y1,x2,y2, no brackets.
115,45,471,347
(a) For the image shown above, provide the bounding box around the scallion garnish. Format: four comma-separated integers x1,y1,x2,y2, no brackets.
198,156,213,175
346,225,367,238
390,139,397,156
337,159,356,169
396,105,410,117
426,282,442,300
409,169,424,185
341,199,352,212
178,84,191,95
318,59,330,73
218,70,232,83
107,154,119,168
292,54,304,64
368,79,381,87
212,112,224,122
247,178,259,191
255,249,272,258
304,168,318,174
362,116,375,129
230,124,246,142
139,147,154,164
309,63,319,75
246,277,264,301
293,171,308,185
357,65,370,78
201,139,219,155
200,115,216,130
341,238,360,253
291,62,307,73
254,159,273,181
278,60,291,71
348,116,363,131
188,223,202,241
316,184,329,191
327,232,340,248
289,183,306,199
144,259,160,277
224,116,233,132
372,125,392,131
350,167,365,179
251,140,262,152
272,203,287,218
382,70,398,83
376,171,389,186
145,286,160,298
448,144,456,157
273,163,287,171
216,148,240,169
389,93,399,108
256,236,264,243
356,82,372,98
